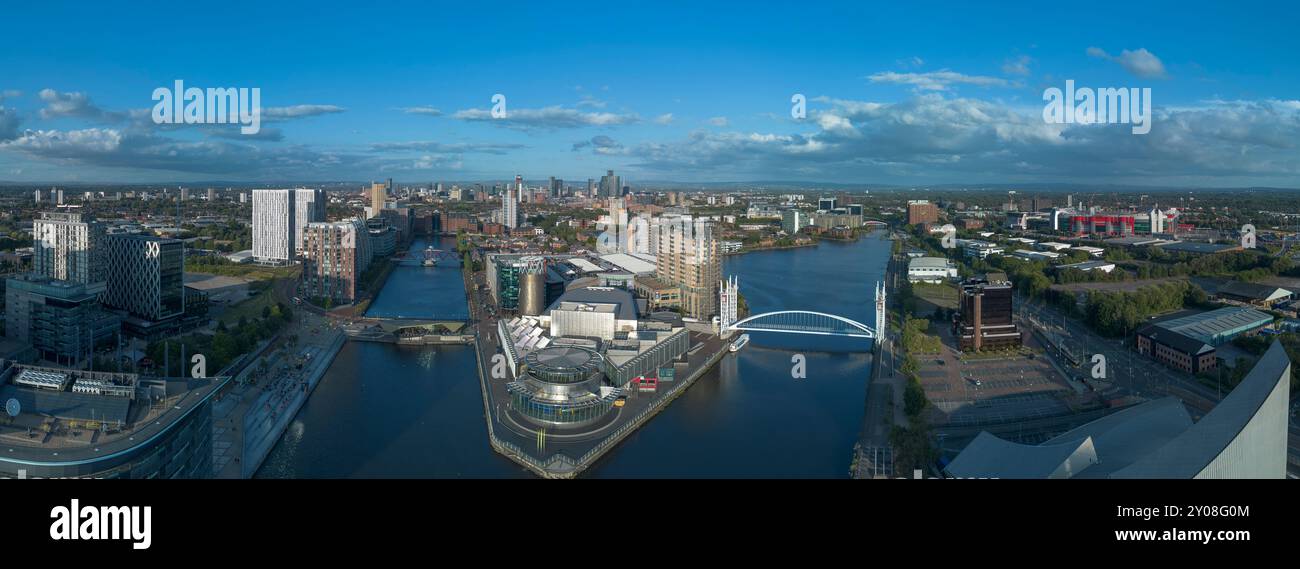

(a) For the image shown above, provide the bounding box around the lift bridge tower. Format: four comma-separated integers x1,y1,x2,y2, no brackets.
874,281,886,349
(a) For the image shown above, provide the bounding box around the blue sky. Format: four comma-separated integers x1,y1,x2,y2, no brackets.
1,0,1298,186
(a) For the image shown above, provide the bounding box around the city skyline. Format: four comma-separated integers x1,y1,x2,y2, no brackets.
1,1,1298,187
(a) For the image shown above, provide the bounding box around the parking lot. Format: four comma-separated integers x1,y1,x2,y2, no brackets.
916,320,1088,429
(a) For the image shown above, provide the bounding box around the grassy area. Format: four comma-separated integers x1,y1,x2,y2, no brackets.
219,284,278,327
911,282,958,310
902,317,943,355
186,258,300,281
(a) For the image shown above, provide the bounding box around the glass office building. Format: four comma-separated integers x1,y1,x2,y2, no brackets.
506,346,622,428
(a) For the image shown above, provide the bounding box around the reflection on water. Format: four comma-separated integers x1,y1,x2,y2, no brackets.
586,234,889,478
258,231,891,478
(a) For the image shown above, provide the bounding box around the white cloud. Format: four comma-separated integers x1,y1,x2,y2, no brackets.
707,116,729,127
1002,55,1032,76
867,70,1014,91
654,113,674,125
572,135,626,155
399,106,443,116
623,94,1300,185
451,105,639,130
368,141,525,154
1087,47,1168,79
576,96,606,109
38,89,125,122
262,105,347,120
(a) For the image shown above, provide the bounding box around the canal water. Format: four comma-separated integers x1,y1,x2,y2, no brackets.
257,232,890,478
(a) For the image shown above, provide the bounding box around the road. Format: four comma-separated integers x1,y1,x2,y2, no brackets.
1018,295,1300,476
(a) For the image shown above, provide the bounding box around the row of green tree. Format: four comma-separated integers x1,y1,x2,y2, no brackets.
1079,280,1205,337
145,302,294,376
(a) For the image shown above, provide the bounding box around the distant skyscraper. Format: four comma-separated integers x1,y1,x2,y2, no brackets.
207,188,216,202
34,189,41,204
502,188,519,229
587,178,595,196
32,211,106,285
370,182,387,212
599,170,621,198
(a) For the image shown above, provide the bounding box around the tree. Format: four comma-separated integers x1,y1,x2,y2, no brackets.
903,378,928,417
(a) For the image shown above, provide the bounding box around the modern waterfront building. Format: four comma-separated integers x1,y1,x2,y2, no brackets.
812,211,863,230
301,219,372,304
103,234,185,322
252,189,325,264
907,257,958,284
366,220,397,258
32,212,106,285
488,255,530,313
654,215,720,319
4,274,119,367
486,254,567,314
0,361,229,478
294,188,327,252
545,286,640,340
944,341,1291,478
953,276,1021,351
781,208,808,234
506,345,623,428
375,207,412,245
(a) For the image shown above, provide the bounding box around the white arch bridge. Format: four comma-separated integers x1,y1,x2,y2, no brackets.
718,280,886,344
726,310,877,339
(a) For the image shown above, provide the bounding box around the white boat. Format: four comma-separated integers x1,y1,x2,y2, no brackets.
729,334,750,352
422,246,437,267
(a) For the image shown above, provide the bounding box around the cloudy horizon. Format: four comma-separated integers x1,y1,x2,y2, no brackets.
2,1,1297,188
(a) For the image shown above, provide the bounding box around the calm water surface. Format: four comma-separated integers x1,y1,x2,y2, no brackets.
257,233,890,478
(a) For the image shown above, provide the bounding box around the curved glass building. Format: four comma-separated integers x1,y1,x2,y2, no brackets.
507,346,622,428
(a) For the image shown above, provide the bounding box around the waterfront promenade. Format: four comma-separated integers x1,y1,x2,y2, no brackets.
213,309,346,478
